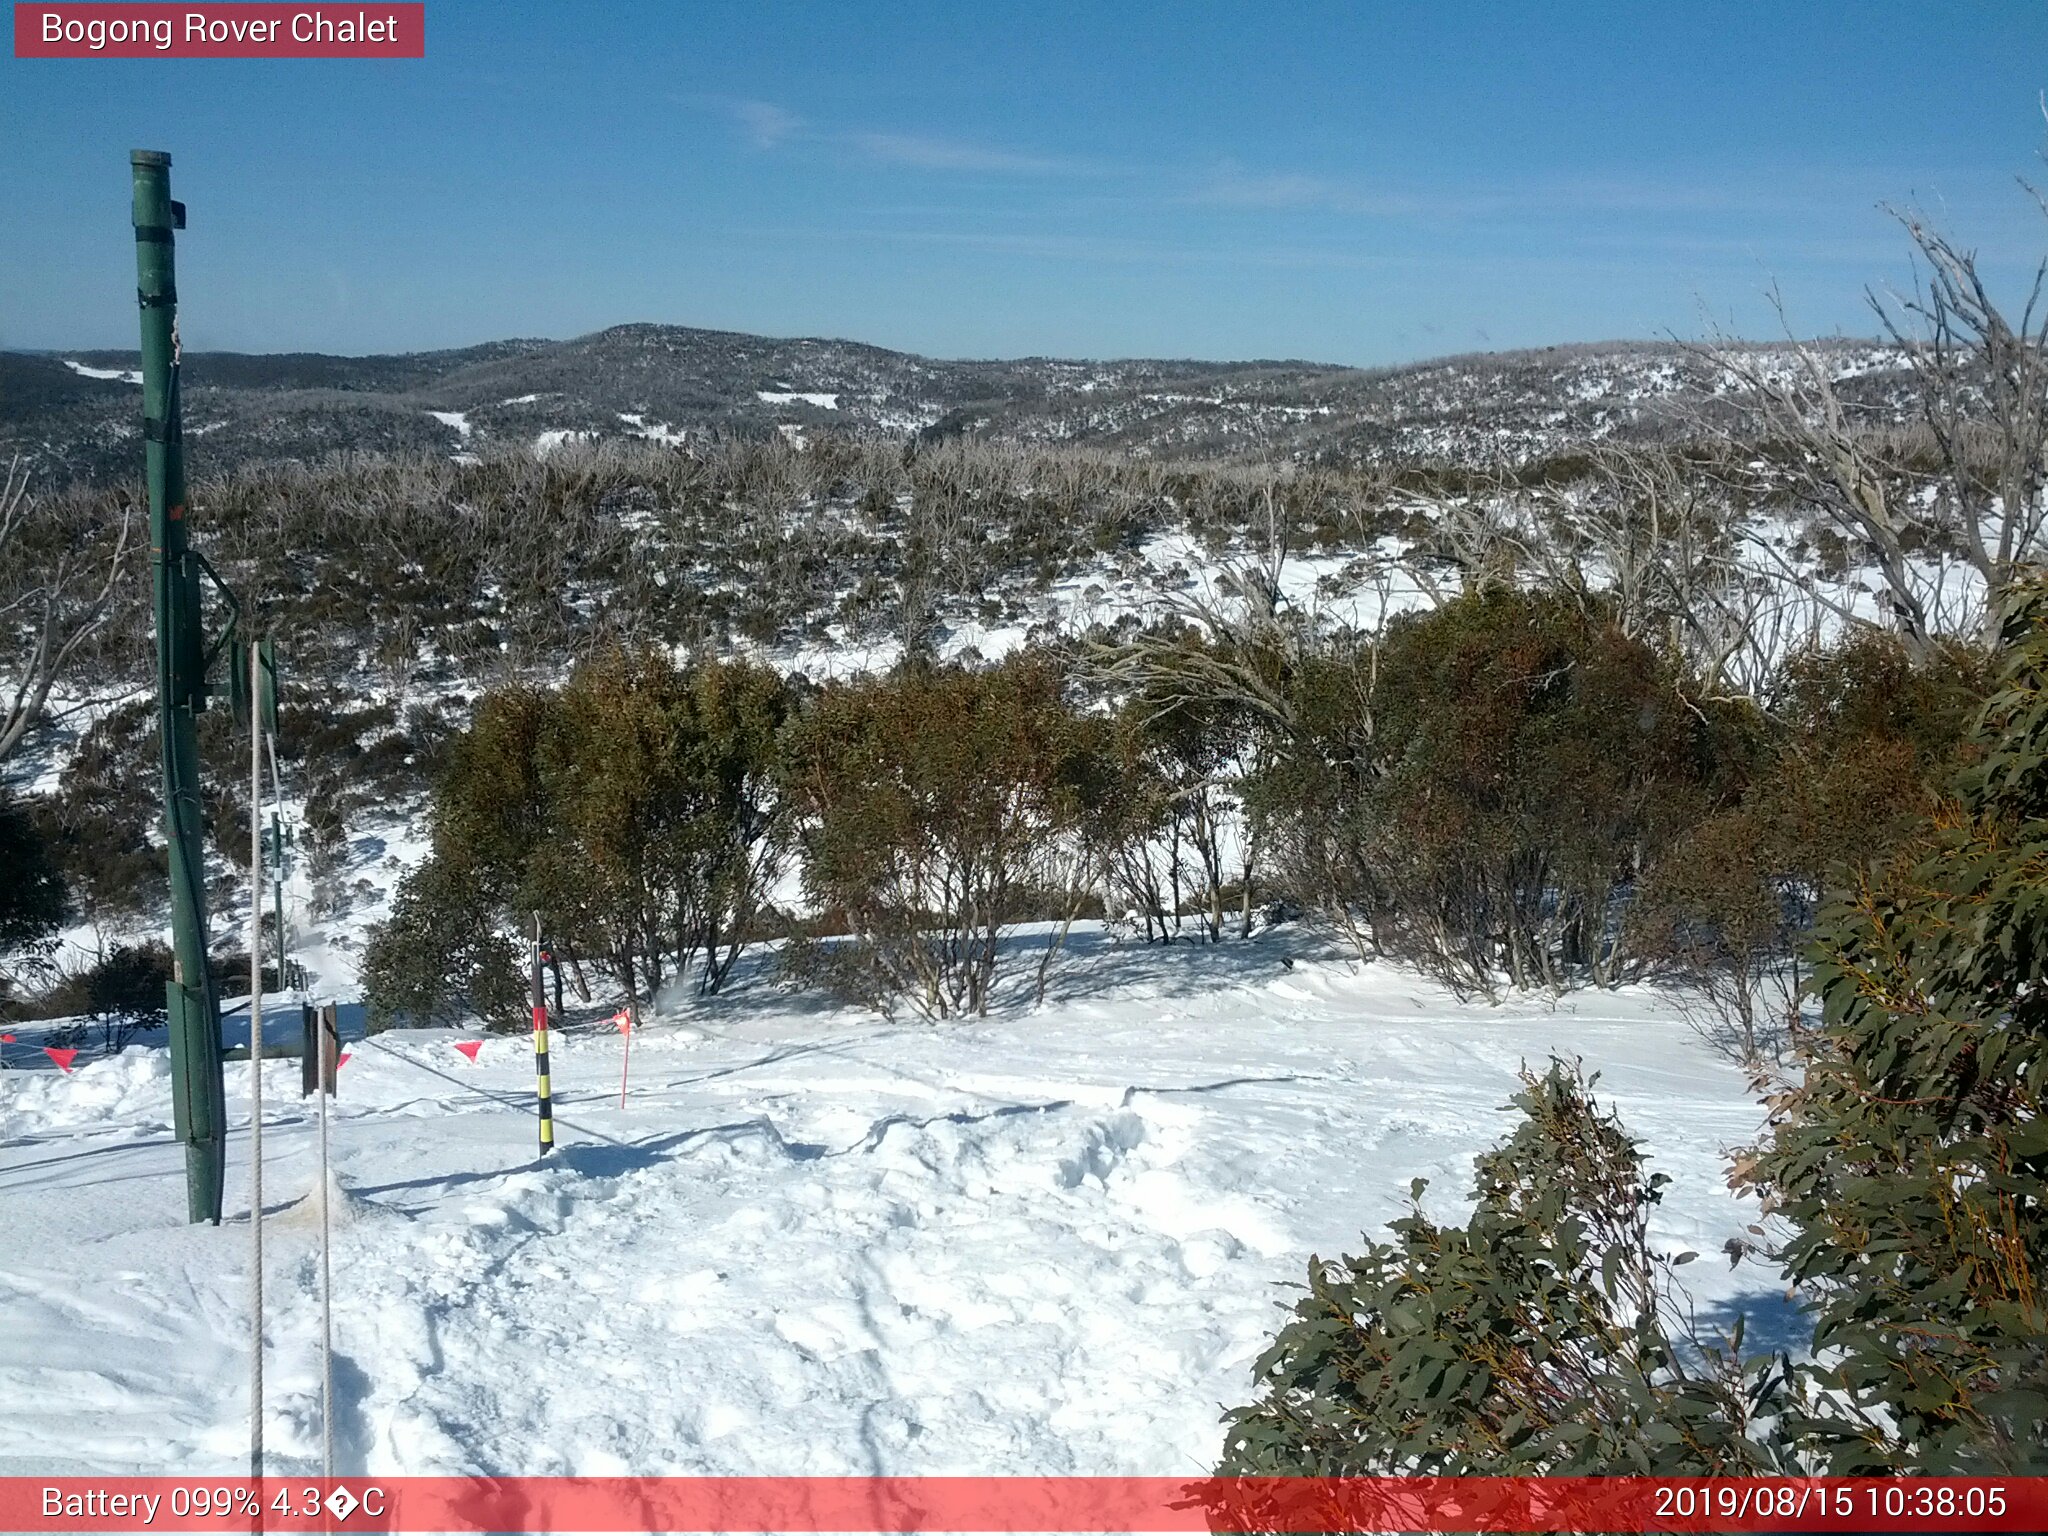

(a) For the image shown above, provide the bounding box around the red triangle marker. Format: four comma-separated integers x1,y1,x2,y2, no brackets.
0,1033,16,1043
336,1051,351,1069
44,1047,78,1074
452,1040,483,1063
613,1009,632,1034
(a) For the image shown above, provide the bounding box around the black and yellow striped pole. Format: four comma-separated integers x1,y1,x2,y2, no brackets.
530,913,555,1156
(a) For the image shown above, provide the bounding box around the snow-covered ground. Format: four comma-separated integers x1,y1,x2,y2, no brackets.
618,412,689,446
61,359,143,385
533,429,599,459
0,931,1787,1478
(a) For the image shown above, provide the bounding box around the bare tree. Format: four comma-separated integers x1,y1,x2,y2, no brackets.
1871,204,2048,633
1402,473,1531,606
1082,483,1315,735
1700,194,2048,659
1696,325,1953,655
0,458,136,763
1540,446,1837,699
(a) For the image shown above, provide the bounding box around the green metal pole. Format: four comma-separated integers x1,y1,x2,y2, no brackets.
134,149,226,1225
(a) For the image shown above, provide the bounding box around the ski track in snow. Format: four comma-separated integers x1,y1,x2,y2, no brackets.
0,934,1784,1477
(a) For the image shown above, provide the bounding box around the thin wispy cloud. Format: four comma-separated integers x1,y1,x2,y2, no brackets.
714,100,1087,178
698,103,2016,287
792,225,1528,273
1182,161,1830,221
732,99,801,150
713,106,1810,223
1189,166,1380,213
843,131,1078,176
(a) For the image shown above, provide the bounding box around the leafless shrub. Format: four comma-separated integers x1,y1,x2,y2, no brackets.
0,457,137,763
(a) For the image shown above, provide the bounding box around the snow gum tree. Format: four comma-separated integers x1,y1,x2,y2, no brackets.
1249,587,1746,995
782,654,1110,1019
363,648,791,1027
1630,632,1988,1063
1089,673,1255,945
1222,575,2048,1481
360,849,527,1032
1739,573,2048,1472
0,791,69,1008
1217,1060,1798,1479
520,648,784,1005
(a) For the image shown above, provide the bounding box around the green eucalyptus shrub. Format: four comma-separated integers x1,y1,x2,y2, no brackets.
363,648,792,1026
1225,578,2048,1485
1219,1060,1798,1477
781,653,1109,1018
1740,575,2048,1473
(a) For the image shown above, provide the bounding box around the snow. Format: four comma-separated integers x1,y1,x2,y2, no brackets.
426,410,471,439
758,391,841,410
61,359,143,385
618,412,688,446
771,525,1448,684
533,429,598,460
3,1046,175,1139
0,931,1784,1478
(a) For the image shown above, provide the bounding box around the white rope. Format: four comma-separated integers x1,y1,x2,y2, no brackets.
318,1001,335,1483
247,637,265,1481
265,731,289,1005
256,666,335,1481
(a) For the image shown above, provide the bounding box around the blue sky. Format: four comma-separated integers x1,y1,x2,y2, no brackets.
4,2,2046,363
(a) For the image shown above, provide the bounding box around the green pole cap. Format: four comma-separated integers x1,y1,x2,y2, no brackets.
131,150,172,167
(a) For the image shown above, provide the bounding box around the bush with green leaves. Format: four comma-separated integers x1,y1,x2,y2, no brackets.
1223,577,2048,1482
1739,574,2048,1473
29,941,176,1054
1631,632,1990,1065
1626,809,1793,1064
25,700,165,927
1219,1060,1797,1476
782,654,1110,1018
1249,587,1750,995
1239,636,1389,961
363,649,791,1027
1130,682,1254,943
80,941,173,1053
1075,703,1179,941
1761,633,1989,886
359,852,527,1032
535,648,792,1000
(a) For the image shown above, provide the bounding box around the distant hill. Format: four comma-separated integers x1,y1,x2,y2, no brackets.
1,323,1911,485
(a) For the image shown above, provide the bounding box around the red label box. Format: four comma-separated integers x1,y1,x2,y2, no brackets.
3,1476,2048,1533
14,4,424,58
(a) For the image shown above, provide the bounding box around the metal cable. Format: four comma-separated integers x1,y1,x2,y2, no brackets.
247,639,265,1481
261,684,335,1482
319,1010,334,1483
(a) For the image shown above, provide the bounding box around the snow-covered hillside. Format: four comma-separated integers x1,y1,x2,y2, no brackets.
3,328,1918,487
0,931,1785,1478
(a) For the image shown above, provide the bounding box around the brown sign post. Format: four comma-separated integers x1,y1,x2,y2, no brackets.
300,1002,340,1096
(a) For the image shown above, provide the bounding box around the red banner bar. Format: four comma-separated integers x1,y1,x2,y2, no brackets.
3,1477,2046,1533
13,4,424,58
